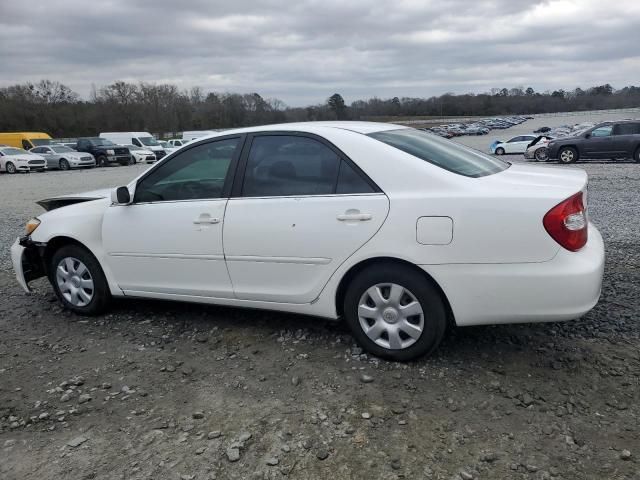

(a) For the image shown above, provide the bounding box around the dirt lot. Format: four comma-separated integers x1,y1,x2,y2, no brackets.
1,118,639,480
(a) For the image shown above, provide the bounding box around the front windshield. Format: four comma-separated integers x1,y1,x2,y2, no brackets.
1,147,28,155
51,146,74,153
139,136,159,146
31,139,51,146
368,128,509,178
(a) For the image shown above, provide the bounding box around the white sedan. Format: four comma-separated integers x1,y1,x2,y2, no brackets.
11,122,604,361
490,135,538,155
126,145,157,164
0,146,47,173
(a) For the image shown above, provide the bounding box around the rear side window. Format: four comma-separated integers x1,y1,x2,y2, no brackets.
241,135,375,197
614,123,640,135
369,129,509,178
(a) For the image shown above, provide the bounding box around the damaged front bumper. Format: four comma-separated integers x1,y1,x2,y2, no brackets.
11,237,46,293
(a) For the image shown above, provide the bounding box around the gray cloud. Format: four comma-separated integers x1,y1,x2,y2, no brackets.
0,0,639,106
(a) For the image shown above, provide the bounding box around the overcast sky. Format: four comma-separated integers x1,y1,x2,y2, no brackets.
1,0,639,106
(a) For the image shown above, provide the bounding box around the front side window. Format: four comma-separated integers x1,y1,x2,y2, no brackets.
369,128,509,178
591,126,613,137
134,138,239,203
242,136,341,197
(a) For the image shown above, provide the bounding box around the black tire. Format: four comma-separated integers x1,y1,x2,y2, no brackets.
128,155,135,166
59,158,70,170
558,146,578,164
343,264,447,361
97,155,107,167
633,148,640,163
49,244,111,315
495,147,505,155
6,162,16,174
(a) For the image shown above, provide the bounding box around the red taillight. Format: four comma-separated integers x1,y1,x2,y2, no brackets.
543,191,588,251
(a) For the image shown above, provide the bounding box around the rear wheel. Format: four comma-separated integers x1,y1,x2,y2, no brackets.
558,147,578,164
343,264,447,361
59,158,70,170
495,147,505,155
6,162,16,174
49,245,111,315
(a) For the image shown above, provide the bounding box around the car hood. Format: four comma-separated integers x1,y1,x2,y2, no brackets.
9,154,44,161
37,188,111,211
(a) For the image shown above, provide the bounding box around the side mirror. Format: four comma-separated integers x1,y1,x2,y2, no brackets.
584,133,591,139
111,186,131,205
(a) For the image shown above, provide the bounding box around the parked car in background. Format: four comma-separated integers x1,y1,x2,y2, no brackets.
167,139,190,147
100,132,166,160
127,145,157,164
159,141,178,154
0,146,46,173
182,130,218,141
534,127,551,134
75,138,132,167
547,121,640,163
524,135,554,161
490,135,538,155
30,145,95,170
11,122,603,361
0,132,52,150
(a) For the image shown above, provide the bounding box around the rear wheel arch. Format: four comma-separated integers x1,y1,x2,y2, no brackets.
335,257,456,329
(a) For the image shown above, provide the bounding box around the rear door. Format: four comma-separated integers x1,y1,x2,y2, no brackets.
223,132,389,304
612,123,640,157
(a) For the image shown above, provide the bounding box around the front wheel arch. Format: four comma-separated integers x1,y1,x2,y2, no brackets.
335,257,455,330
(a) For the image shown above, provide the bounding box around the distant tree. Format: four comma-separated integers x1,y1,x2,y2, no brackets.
327,93,347,119
525,87,535,96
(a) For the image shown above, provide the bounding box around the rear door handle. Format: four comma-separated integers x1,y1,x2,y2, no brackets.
337,213,372,221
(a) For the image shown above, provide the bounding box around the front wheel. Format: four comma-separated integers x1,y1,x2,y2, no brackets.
558,147,578,164
343,264,447,361
6,162,16,174
59,158,70,170
49,245,111,315
534,147,548,161
96,156,107,167
494,147,505,155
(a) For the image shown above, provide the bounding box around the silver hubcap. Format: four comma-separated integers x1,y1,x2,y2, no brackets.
358,283,424,350
56,257,94,307
536,148,548,160
560,150,574,162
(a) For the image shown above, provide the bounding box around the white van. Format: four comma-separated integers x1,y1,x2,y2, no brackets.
99,132,167,160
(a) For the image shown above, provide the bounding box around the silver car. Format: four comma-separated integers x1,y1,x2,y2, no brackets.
30,145,95,170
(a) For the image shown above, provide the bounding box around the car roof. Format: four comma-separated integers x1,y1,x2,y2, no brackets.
201,121,404,140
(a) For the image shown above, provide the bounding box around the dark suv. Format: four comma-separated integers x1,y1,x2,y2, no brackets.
547,121,640,164
75,138,132,167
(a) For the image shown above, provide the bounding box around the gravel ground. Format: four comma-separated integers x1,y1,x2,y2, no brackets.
1,118,639,480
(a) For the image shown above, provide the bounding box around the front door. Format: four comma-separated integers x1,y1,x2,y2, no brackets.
223,133,389,304
583,125,614,158
102,136,243,297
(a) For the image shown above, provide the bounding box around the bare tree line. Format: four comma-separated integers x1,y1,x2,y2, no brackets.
0,80,638,137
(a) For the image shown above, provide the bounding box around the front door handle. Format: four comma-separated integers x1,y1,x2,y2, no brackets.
337,212,372,222
193,214,220,225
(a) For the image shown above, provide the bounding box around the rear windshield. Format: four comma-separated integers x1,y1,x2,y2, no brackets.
368,128,509,178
